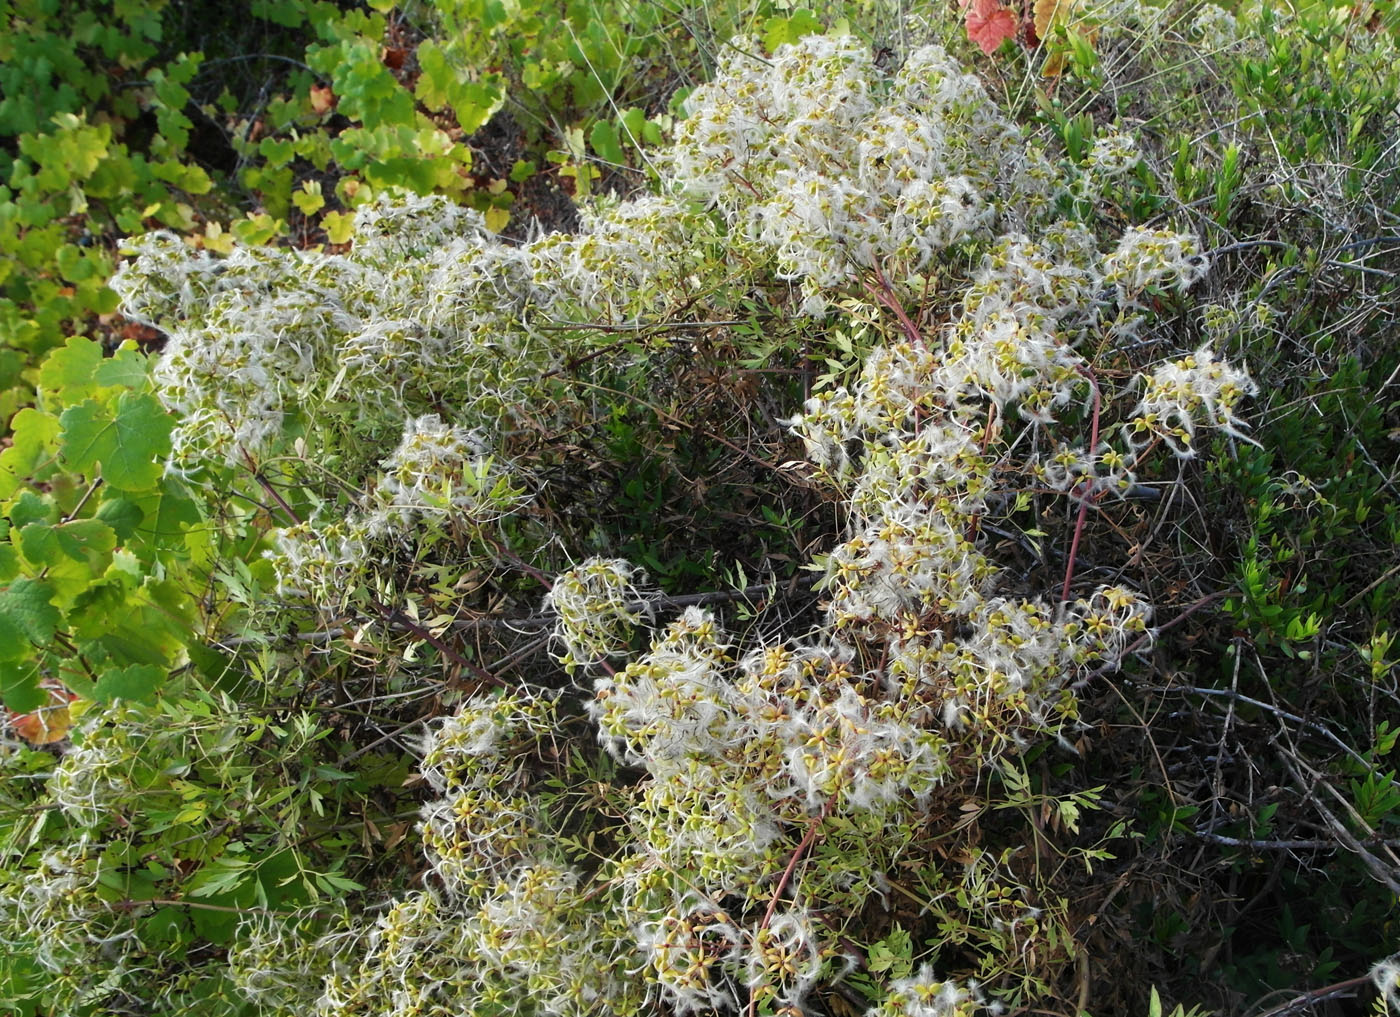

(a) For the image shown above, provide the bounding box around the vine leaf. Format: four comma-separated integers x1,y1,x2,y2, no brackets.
0,408,61,499
95,497,145,540
0,659,45,713
38,336,103,402
9,490,55,530
0,578,60,661
58,392,173,490
93,341,152,389
7,680,77,743
71,576,194,667
93,662,162,704
20,518,117,567
965,0,1019,55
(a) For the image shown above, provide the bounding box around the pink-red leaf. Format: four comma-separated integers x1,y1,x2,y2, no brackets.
966,0,1019,55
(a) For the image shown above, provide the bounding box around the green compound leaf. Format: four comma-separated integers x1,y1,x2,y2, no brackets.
58,391,173,491
0,578,60,661
93,662,162,704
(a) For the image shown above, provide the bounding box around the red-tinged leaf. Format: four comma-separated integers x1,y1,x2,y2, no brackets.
309,83,336,115
7,680,76,744
967,0,1019,55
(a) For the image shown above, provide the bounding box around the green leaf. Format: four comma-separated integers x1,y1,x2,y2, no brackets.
96,497,145,540
38,336,103,402
316,872,365,893
93,662,162,704
186,855,254,898
230,212,284,246
621,107,647,144
0,348,24,392
189,896,240,943
71,576,192,666
293,182,326,216
8,489,57,530
415,42,504,133
0,408,61,498
590,119,624,165
0,658,45,712
188,642,243,694
322,210,356,244
20,518,117,565
58,392,173,490
128,476,200,550
0,578,60,660
763,8,824,54
259,136,296,166
94,341,151,389
414,40,454,111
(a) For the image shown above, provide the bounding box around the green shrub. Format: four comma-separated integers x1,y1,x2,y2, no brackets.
12,26,1283,1016
5,2,1400,1016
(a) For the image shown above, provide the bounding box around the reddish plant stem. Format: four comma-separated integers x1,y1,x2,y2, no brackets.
364,594,504,687
864,266,926,348
966,403,999,543
242,449,303,526
747,795,836,1017
484,535,554,591
1060,368,1102,605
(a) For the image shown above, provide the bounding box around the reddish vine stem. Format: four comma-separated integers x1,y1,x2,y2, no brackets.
363,594,504,687
1248,972,1373,1017
864,266,926,348
479,538,624,676
242,450,303,527
484,535,554,591
747,794,837,1017
1060,368,1102,605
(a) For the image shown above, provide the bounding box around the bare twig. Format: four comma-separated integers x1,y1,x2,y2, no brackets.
1276,747,1400,896
1173,684,1388,779
1246,972,1373,1017
1192,830,1400,851
211,576,817,649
